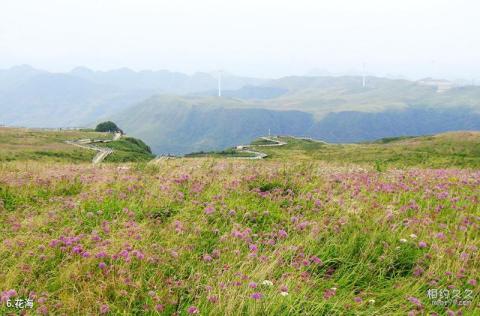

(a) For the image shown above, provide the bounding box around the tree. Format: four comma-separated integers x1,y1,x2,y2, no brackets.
95,121,123,134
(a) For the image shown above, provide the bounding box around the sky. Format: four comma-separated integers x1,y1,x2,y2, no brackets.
1,0,479,80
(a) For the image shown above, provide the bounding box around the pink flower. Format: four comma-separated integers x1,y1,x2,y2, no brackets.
249,244,258,253
468,279,477,286
155,304,164,312
131,250,144,260
99,304,109,314
211,249,221,258
99,262,107,269
277,230,288,238
418,241,427,248
248,282,257,288
72,245,83,254
204,206,215,215
208,295,218,303
187,306,199,314
96,251,107,258
323,288,336,299
408,296,422,307
354,297,363,303
251,292,263,300
413,266,424,277
1,289,17,302
38,305,48,315
203,254,213,262
310,256,323,265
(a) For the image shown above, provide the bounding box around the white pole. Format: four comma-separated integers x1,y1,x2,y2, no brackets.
362,63,366,88
218,70,222,97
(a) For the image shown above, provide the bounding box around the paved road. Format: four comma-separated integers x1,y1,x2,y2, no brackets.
236,136,324,159
65,134,118,164
150,135,324,162
113,132,122,141
236,136,287,159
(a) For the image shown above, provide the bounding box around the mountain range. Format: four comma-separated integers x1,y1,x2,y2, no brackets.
1,65,480,154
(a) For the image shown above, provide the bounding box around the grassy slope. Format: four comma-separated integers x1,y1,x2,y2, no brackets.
253,132,480,169
98,137,155,162
0,129,479,315
0,160,478,315
0,127,109,163
185,148,256,158
0,127,154,163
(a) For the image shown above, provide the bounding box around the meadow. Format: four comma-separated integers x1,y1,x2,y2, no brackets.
0,128,107,163
0,128,154,163
246,132,480,169
0,157,478,315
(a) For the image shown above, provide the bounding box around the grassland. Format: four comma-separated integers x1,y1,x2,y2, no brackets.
0,128,154,163
0,127,109,163
97,137,155,162
239,132,480,169
185,148,257,158
0,159,478,315
0,129,479,315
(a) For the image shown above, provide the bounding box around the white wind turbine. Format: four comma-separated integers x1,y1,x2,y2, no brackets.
218,70,222,97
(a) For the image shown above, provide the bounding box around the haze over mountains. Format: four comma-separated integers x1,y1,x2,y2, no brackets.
1,65,480,154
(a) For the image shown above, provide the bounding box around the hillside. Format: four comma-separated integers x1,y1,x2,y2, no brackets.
114,92,480,155
187,132,480,168
1,128,478,315
0,156,478,315
3,66,480,154
0,66,264,128
0,127,154,163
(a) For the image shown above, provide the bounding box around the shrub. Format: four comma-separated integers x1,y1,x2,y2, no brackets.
95,121,123,133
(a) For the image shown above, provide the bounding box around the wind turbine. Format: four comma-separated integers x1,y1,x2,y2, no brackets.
218,70,222,97
362,63,366,88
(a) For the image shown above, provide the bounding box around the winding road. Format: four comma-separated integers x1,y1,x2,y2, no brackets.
236,136,287,159
236,136,325,159
65,132,121,164
150,135,324,162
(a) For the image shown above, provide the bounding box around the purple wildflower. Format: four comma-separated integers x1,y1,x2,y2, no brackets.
187,306,199,314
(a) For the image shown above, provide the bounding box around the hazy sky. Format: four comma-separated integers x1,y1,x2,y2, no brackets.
1,0,479,79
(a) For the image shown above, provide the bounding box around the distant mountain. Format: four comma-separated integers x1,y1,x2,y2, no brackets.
112,76,480,154
192,85,289,100
113,95,311,154
0,64,45,91
2,65,480,153
69,67,265,93
0,65,265,127
113,94,480,155
0,72,152,127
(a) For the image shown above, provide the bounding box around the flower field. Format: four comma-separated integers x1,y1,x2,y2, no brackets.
0,159,478,315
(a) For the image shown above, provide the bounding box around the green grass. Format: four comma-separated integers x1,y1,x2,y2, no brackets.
0,127,110,163
99,137,155,162
0,159,477,315
185,148,256,158
254,132,480,168
250,139,279,146
0,128,155,163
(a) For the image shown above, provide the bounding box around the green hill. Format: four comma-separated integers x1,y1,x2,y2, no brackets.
191,132,480,169
0,127,154,163
113,77,480,154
